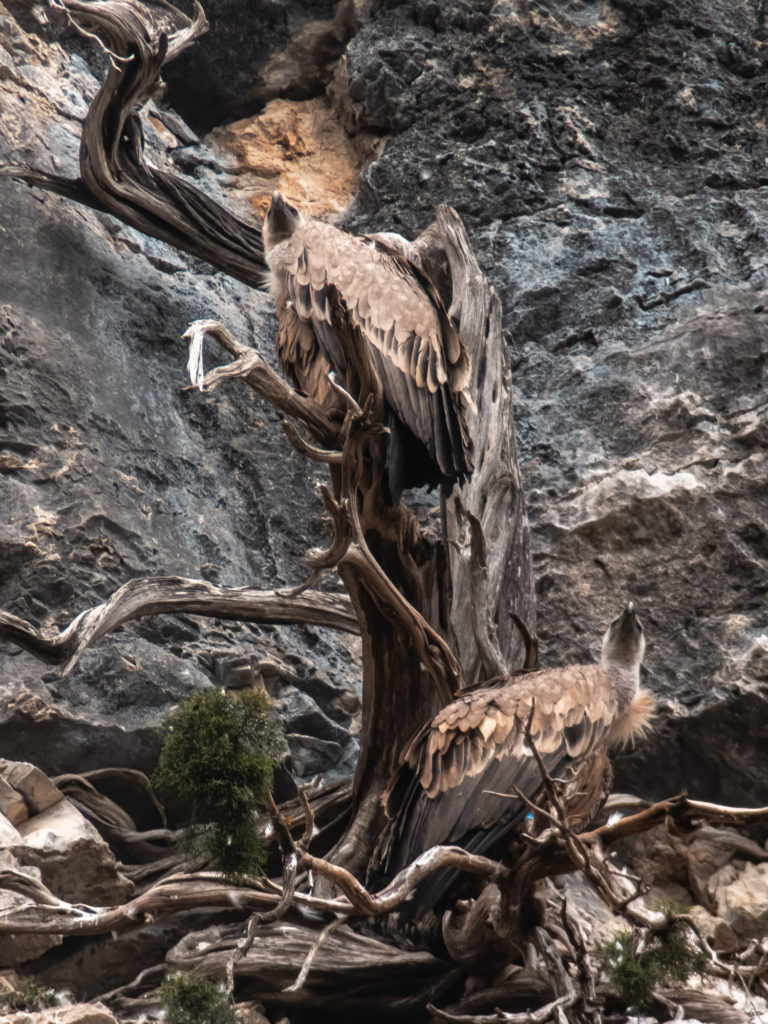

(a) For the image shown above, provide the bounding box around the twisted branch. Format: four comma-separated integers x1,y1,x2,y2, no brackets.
4,0,267,286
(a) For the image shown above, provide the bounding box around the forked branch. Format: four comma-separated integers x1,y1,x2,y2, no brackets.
185,320,339,445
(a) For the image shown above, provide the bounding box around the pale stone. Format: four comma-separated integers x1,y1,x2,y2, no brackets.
715,860,768,941
686,826,768,911
0,777,29,826
0,761,63,816
687,904,740,954
13,799,134,905
0,812,23,844
4,1003,117,1023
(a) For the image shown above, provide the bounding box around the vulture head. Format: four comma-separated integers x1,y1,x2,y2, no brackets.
601,602,646,671
263,192,301,251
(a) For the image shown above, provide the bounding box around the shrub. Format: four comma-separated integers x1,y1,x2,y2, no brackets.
0,976,58,1011
153,687,284,880
158,973,237,1024
602,919,710,1008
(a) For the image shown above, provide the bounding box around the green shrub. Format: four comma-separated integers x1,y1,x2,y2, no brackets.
158,973,237,1024
602,920,710,1008
153,687,284,880
0,976,58,1011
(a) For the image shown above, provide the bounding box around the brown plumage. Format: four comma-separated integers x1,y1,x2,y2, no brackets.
370,604,654,910
262,193,474,500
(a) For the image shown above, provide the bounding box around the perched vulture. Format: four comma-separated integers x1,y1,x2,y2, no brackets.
262,193,474,500
369,604,654,914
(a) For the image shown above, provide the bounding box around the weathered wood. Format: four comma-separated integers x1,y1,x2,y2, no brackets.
167,919,449,1003
433,205,535,683
0,575,358,672
4,0,268,286
185,319,339,445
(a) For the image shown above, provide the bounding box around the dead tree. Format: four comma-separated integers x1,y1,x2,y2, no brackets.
6,7,768,1020
0,0,597,1010
3,0,535,873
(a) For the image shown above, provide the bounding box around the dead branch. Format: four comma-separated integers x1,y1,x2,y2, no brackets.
559,898,599,1024
579,794,768,846
283,916,345,992
510,613,539,671
305,488,353,570
428,993,577,1024
0,844,505,939
4,0,267,287
434,204,535,682
282,422,344,464
184,320,339,445
301,845,505,916
456,507,508,679
0,575,358,672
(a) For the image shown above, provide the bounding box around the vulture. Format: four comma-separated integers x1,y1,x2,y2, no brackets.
262,193,474,501
369,604,654,916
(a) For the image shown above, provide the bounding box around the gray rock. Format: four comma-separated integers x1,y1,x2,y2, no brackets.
0,0,360,783
285,732,343,776
2,0,768,815
715,861,768,942
344,0,768,806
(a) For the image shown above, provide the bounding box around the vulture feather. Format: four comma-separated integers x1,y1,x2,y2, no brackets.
369,604,654,917
262,193,473,500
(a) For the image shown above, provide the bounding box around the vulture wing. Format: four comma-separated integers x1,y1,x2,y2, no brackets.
372,665,620,893
272,220,473,493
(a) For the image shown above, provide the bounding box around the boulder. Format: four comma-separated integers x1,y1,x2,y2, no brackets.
714,861,768,942
12,798,134,906
0,761,63,818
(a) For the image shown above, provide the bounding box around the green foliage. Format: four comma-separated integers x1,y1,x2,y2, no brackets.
602,920,710,1009
0,976,58,1011
158,973,237,1024
153,687,284,880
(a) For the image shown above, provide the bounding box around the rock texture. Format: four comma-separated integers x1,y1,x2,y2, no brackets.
209,95,382,221
1,0,768,1017
339,0,768,804
0,0,361,784
162,0,362,130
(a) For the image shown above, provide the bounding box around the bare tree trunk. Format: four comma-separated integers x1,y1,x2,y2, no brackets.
1,0,535,962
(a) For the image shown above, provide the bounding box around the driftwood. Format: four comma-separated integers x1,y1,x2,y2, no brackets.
3,0,267,287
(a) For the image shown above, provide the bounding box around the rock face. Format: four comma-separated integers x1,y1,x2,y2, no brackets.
0,0,361,783
339,0,768,803
0,0,766,876
1,0,767,1018
162,0,362,130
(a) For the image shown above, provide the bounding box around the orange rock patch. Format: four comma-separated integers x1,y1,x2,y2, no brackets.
207,97,383,223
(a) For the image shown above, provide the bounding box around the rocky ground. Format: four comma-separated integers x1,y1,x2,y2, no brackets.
0,0,767,1020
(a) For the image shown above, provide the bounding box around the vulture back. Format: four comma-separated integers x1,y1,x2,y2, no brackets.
263,194,474,500
369,605,654,920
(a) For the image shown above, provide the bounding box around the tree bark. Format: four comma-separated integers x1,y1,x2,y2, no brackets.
1,0,537,978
